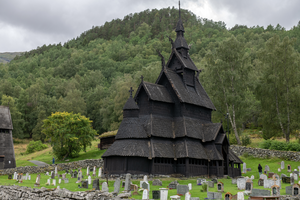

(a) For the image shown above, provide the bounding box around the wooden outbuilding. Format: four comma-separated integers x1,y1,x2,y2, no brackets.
102,4,242,177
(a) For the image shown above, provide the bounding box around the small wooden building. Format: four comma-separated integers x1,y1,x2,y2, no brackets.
98,131,117,150
0,106,16,169
102,5,242,177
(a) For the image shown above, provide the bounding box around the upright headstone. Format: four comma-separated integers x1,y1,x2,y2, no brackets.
160,188,168,200
64,178,69,184
237,192,244,200
286,185,293,195
288,164,292,172
188,183,192,190
76,171,82,183
225,192,232,200
124,173,131,191
34,174,40,187
153,179,162,186
82,180,88,189
231,179,237,184
28,175,31,180
102,182,109,192
207,181,214,188
88,175,92,185
265,165,270,172
142,189,149,200
58,179,61,184
143,175,148,182
93,179,100,190
294,173,298,181
242,162,246,174
52,179,56,186
98,167,102,177
245,179,253,192
46,179,50,185
292,184,300,196
185,192,191,200
13,172,17,180
258,178,264,186
142,181,150,191
251,189,271,197
217,182,224,192
177,185,189,196
152,190,160,200
87,166,90,176
250,175,254,180
55,166,58,177
281,161,285,169
260,174,267,180
62,173,66,180
114,178,121,194
26,173,29,180
237,178,246,190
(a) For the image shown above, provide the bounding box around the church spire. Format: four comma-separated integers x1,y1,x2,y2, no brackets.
174,1,189,50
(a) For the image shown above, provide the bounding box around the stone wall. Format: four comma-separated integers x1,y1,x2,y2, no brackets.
0,159,104,175
230,145,300,161
0,185,130,200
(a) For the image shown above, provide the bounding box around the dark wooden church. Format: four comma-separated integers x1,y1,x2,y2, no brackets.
102,6,242,177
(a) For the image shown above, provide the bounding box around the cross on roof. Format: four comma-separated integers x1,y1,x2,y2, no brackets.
129,87,134,97
140,75,144,82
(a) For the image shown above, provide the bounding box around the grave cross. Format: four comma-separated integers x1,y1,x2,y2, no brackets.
140,75,144,82
129,87,134,97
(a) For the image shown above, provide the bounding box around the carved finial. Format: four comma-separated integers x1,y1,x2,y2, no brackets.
140,75,144,82
156,50,165,69
179,0,181,20
129,87,134,97
167,35,174,49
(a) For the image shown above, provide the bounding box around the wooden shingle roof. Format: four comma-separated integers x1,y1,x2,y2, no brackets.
123,96,139,110
0,106,13,130
115,118,148,139
229,149,243,164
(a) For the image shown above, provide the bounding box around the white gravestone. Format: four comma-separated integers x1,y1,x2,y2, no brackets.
250,175,254,180
143,175,148,182
188,183,192,190
185,192,191,200
87,166,90,176
243,163,247,173
294,173,298,181
237,192,244,200
102,182,109,192
237,178,246,190
142,189,149,200
28,175,31,180
52,179,56,186
281,161,285,169
160,188,168,200
260,174,267,180
278,168,281,172
55,166,58,177
58,179,61,184
93,166,96,176
98,167,102,177
88,175,92,185
47,179,50,185
13,172,17,180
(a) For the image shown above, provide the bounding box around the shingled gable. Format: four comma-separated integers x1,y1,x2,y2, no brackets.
0,106,13,130
103,2,242,177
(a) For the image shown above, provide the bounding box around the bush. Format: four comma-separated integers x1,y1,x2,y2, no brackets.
269,140,287,151
201,183,207,192
26,140,48,154
229,135,238,145
241,135,252,146
259,140,272,149
287,142,300,151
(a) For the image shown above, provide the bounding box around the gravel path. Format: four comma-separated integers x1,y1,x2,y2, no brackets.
29,160,49,166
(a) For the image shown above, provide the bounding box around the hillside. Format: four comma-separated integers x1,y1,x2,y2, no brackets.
0,52,22,63
1,7,300,141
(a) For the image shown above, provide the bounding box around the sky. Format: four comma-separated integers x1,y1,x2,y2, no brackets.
0,0,300,53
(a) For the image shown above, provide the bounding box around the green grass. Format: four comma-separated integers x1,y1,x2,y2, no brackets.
1,156,300,199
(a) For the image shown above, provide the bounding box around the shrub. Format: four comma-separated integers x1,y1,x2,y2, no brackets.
287,142,300,151
201,183,207,192
241,135,252,146
26,140,48,154
259,140,272,149
269,140,287,151
229,135,238,145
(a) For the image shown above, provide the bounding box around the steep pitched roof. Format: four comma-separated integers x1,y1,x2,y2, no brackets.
172,49,198,71
203,142,224,161
175,138,208,160
123,96,139,110
115,118,148,139
229,149,243,164
0,106,13,130
159,68,215,110
134,81,174,103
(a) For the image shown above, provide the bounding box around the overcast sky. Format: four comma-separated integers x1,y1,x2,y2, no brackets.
1,0,299,53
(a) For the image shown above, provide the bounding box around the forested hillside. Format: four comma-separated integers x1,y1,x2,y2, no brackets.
1,7,300,143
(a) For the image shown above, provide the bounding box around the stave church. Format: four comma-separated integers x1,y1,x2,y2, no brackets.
102,5,242,177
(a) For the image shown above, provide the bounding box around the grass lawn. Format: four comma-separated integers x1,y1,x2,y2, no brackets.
1,156,299,199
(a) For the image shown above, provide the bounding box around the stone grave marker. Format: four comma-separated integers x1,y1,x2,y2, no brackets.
185,192,191,200
207,192,222,199
86,166,89,176
92,179,100,190
268,172,274,178
46,179,50,185
265,165,270,172
28,175,31,180
217,182,224,192
58,179,61,184
152,190,160,199
278,168,281,172
237,178,245,190
188,183,192,190
264,179,273,188
286,185,292,195
93,166,96,177
142,189,149,200
282,176,290,183
250,175,254,180
124,173,131,191
271,184,280,196
34,174,40,187
102,182,109,192
288,164,292,172
65,169,69,174
160,188,168,200
242,162,246,173
237,192,244,200
169,183,177,189
8,174,12,179
251,188,271,197
132,184,139,195
294,173,298,181
142,181,150,191
231,178,237,184
88,175,92,185
25,173,29,180
113,178,120,194
245,179,253,192
13,172,17,180
51,171,55,179
211,178,218,184
170,195,181,200
82,180,88,189
207,181,214,188
153,179,162,186
291,175,295,185
177,185,189,196
62,173,66,180
52,179,56,186
293,184,300,196
247,168,251,172
55,166,58,177
143,175,148,182
260,174,267,180
281,161,285,169
224,192,232,200
76,171,82,183
64,178,69,184
258,178,264,186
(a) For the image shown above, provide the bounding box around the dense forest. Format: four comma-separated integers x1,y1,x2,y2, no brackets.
1,7,300,143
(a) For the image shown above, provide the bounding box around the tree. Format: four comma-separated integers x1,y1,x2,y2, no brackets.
256,35,300,142
42,112,97,159
204,35,253,145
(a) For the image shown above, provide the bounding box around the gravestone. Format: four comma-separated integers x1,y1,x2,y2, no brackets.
102,182,109,192
28,175,31,180
286,185,292,195
207,181,214,188
152,179,162,186
93,179,100,190
13,172,17,180
58,179,61,184
281,161,285,169
245,179,253,192
288,164,292,172
237,192,244,200
82,180,88,189
62,173,66,180
242,162,246,173
271,185,280,196
170,195,181,200
8,174,12,179
46,179,50,185
268,172,274,178
294,173,298,181
250,175,254,180
152,190,160,199
64,178,69,184
291,175,295,185
177,185,189,196
217,182,223,192
52,179,56,186
207,192,222,199
160,188,168,200
55,166,58,177
142,181,150,191
98,167,102,177
65,169,69,174
224,192,232,200
251,188,271,197
264,179,273,188
88,175,92,185
211,178,218,184
258,178,264,186
34,174,40,187
51,171,55,179
293,184,300,196
114,178,120,194
231,178,237,184
124,173,131,191
247,168,251,171
260,174,267,180
265,165,270,172
188,183,192,190
282,176,290,183
278,168,281,172
74,171,78,178
86,166,90,176
185,192,191,200
93,166,96,177
237,178,245,190
142,189,149,200
169,183,177,189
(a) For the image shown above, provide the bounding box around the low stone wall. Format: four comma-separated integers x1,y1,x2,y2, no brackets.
230,145,300,161
0,185,130,200
0,159,104,175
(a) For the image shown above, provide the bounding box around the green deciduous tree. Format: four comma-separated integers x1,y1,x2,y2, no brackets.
256,35,300,142
204,35,254,145
42,112,97,159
